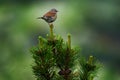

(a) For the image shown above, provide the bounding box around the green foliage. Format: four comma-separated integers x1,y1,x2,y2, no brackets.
79,56,100,80
31,40,55,80
30,24,100,80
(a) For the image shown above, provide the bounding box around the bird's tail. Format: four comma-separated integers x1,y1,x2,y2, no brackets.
37,17,43,19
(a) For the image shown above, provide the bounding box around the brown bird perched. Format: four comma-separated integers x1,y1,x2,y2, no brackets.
37,8,58,24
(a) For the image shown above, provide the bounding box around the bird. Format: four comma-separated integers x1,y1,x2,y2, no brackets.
37,8,58,24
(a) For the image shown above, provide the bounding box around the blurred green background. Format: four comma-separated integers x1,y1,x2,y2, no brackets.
0,0,120,80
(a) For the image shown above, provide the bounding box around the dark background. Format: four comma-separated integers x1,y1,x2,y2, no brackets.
0,0,120,80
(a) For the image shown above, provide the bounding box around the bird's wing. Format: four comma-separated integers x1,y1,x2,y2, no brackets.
43,11,56,17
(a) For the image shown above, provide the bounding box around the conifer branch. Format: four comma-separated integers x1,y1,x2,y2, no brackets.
67,34,71,50
49,24,54,40
31,18,101,80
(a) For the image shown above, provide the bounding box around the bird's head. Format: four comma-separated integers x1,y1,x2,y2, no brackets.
50,8,58,13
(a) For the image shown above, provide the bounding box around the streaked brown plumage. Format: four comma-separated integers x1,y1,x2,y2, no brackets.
37,8,58,23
